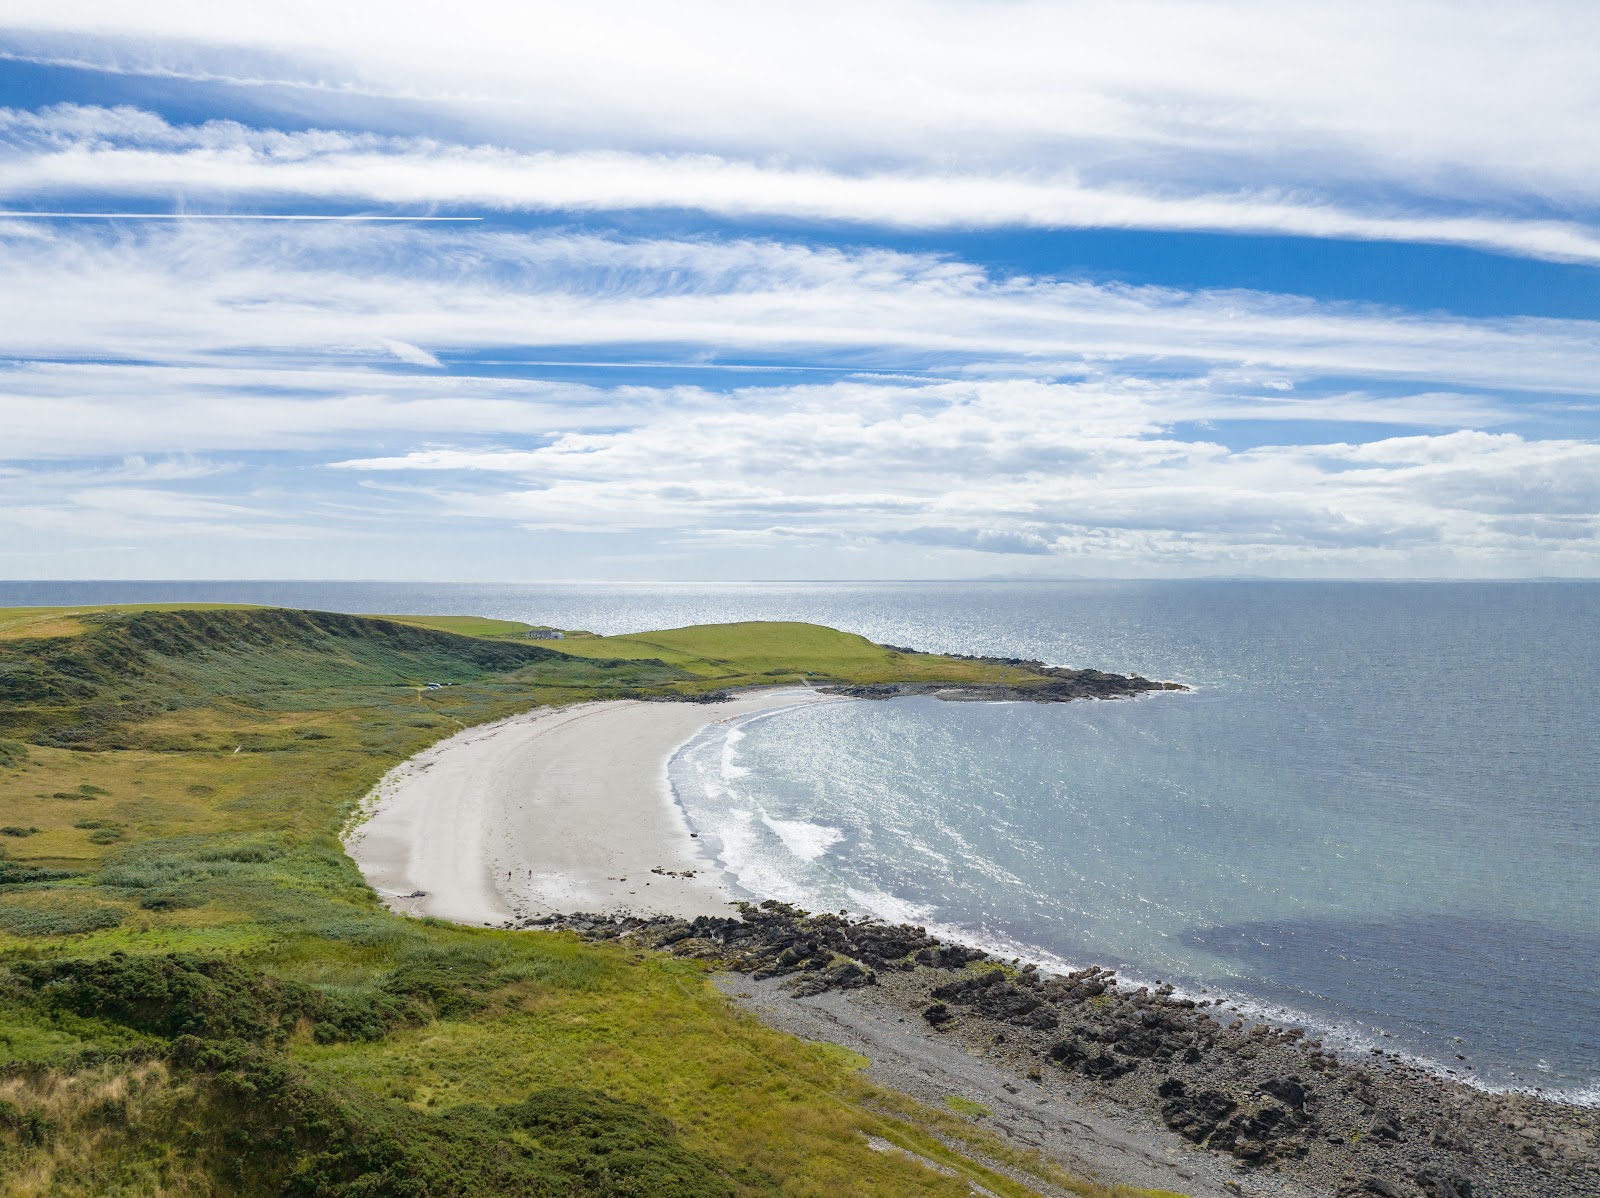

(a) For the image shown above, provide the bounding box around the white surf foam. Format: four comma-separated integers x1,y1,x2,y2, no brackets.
761,816,844,862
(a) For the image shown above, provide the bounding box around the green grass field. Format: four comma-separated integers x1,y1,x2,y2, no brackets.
556,620,1039,691
358,614,555,640
0,606,1174,1198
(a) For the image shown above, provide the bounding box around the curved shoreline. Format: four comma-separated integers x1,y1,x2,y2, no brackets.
350,689,1594,1105
345,687,1599,1197
345,688,839,925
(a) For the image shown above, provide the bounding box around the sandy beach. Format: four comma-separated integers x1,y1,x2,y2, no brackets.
346,688,835,925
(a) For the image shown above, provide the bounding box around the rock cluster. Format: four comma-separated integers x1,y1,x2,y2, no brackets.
522,900,984,997
821,672,1185,703
824,649,1188,703
527,901,1600,1198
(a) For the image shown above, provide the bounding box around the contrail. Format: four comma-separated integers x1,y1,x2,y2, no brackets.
0,212,482,221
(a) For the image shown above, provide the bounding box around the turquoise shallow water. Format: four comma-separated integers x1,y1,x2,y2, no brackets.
8,579,1598,1099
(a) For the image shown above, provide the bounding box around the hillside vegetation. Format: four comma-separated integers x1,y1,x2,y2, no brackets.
0,604,264,644
357,614,555,641
556,621,1041,690
0,606,1166,1198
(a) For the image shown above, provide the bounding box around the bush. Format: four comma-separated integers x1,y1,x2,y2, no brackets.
0,899,125,936
15,954,327,1043
381,953,495,1021
170,1043,740,1198
502,1086,738,1196
0,739,27,768
0,860,73,886
47,783,100,802
195,840,282,864
1,826,39,837
0,1097,55,1146
11,953,445,1046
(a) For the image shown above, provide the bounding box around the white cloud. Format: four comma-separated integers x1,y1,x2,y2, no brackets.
309,380,1600,573
378,339,441,367
3,222,1600,401
6,371,1597,572
2,1,1598,211
7,107,1600,262
0,367,608,458
0,478,318,542
0,199,1593,577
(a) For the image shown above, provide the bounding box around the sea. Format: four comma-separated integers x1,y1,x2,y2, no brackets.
5,579,1597,1102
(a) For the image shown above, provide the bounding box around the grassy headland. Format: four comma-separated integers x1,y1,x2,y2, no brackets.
554,621,1040,691
0,606,1171,1197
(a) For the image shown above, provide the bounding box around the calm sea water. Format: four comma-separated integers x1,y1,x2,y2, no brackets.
7,579,1597,1099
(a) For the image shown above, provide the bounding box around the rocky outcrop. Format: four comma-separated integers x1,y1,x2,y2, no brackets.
521,900,986,987
826,654,1187,703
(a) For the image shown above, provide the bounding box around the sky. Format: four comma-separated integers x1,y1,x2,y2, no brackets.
2,2,1598,581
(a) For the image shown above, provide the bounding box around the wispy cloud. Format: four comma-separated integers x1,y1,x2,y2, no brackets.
4,2,1598,205
326,396,1600,572
4,222,1600,396
4,107,1599,261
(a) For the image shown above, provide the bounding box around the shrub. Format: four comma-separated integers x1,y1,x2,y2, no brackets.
169,1043,740,1198
501,1086,737,1196
0,860,73,885
0,1097,55,1146
381,954,495,1020
48,780,103,799
1,826,40,837
15,954,324,1042
0,899,125,936
196,840,282,864
0,739,28,768
11,953,441,1046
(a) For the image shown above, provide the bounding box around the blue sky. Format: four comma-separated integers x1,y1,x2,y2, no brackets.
2,2,1598,580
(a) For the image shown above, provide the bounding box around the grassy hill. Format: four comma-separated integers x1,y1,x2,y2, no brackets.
0,603,265,643
0,607,686,750
0,607,1166,1198
357,614,559,641
555,621,1040,691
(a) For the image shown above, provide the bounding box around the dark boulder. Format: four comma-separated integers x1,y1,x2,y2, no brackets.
931,968,1060,1028
1415,1169,1473,1198
1367,1109,1404,1142
1159,1080,1239,1144
1337,1179,1407,1198
1259,1074,1310,1114
790,960,875,997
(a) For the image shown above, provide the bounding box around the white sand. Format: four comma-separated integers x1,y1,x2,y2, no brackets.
345,689,834,926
